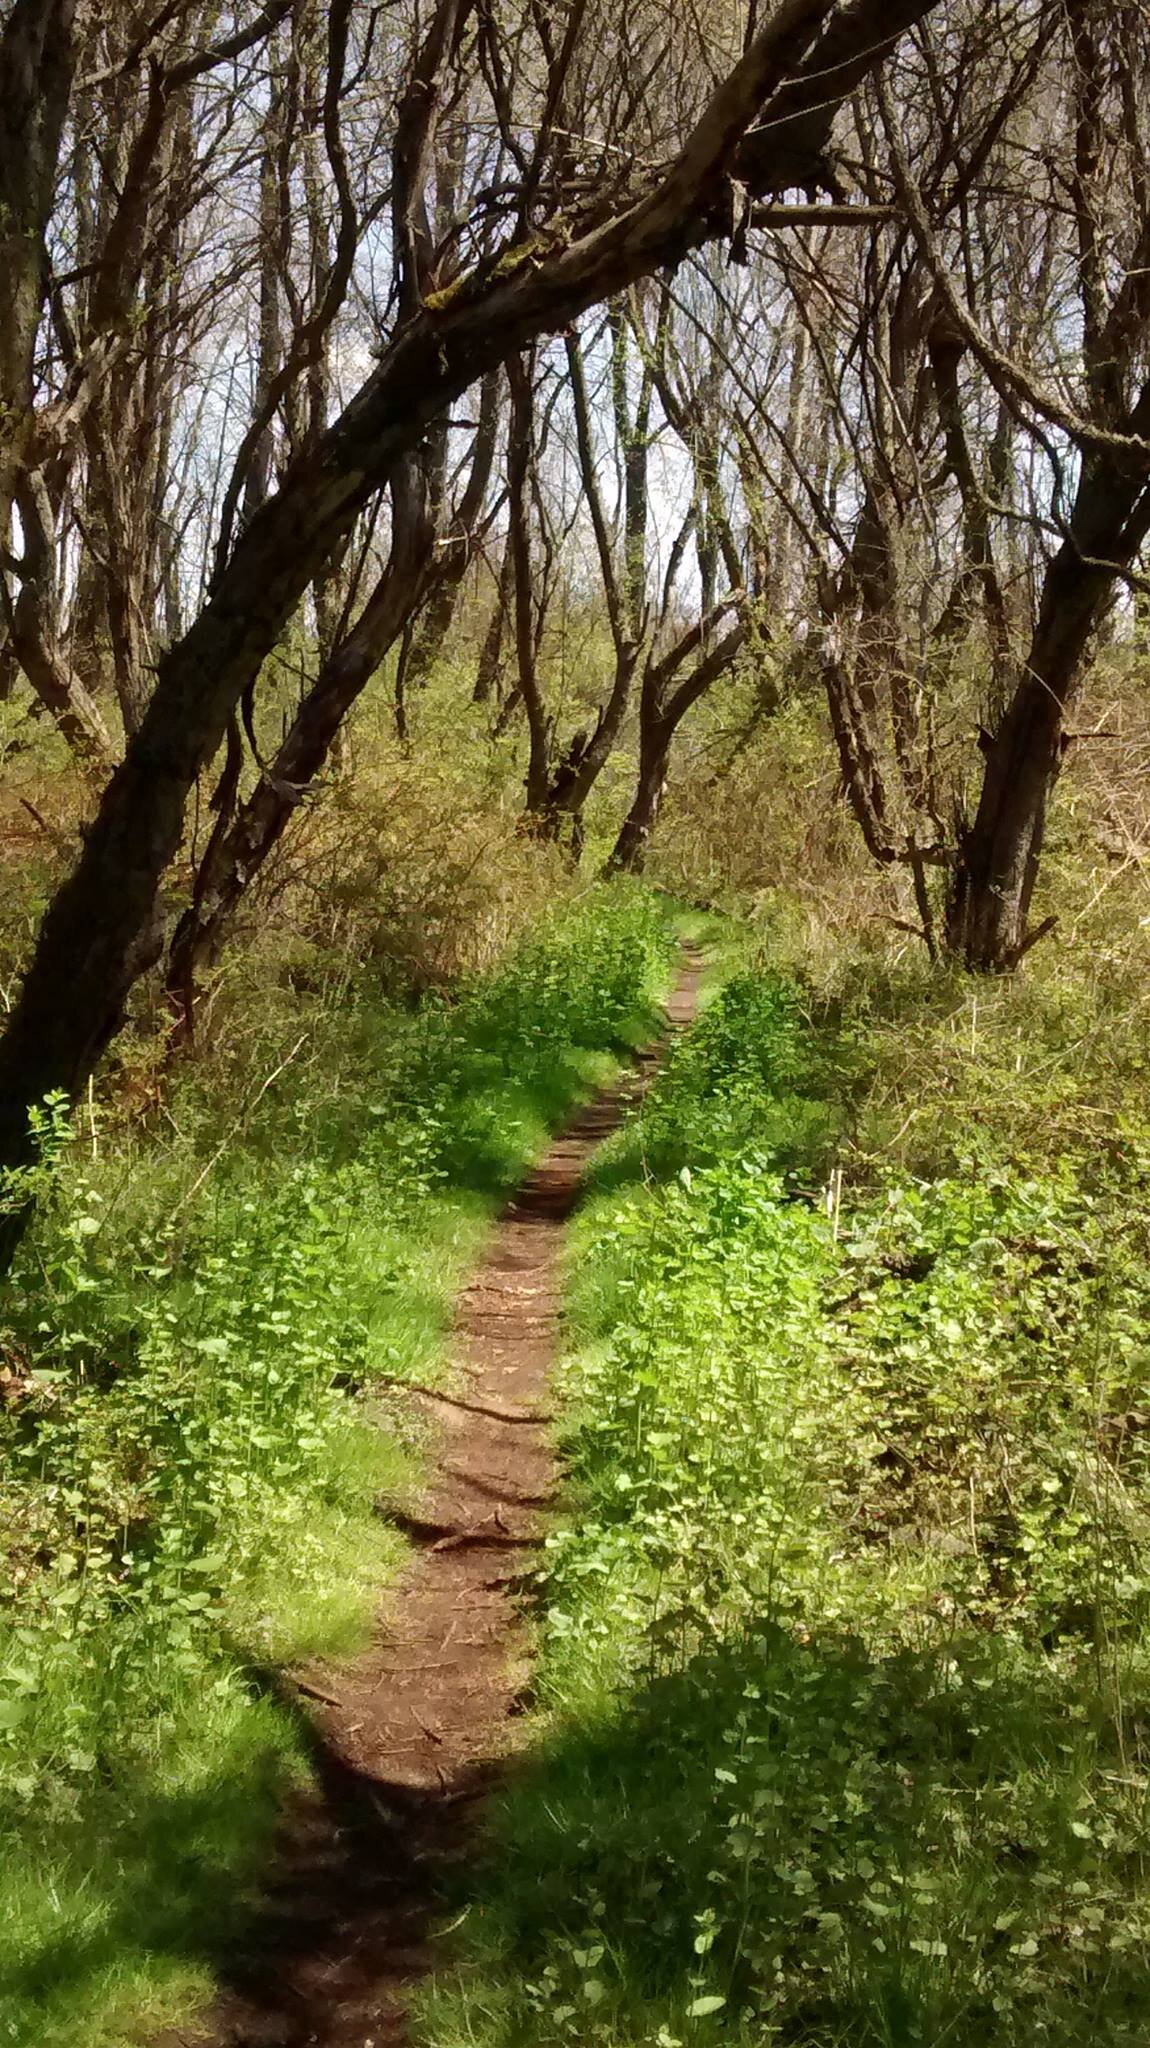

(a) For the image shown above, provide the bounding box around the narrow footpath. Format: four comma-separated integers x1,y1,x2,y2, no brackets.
163,949,703,2048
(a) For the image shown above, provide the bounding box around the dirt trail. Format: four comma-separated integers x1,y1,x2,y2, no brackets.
162,950,702,2048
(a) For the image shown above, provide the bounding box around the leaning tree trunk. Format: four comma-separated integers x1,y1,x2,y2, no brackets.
946,464,1150,971
166,365,500,1037
164,611,400,1037
165,466,431,1039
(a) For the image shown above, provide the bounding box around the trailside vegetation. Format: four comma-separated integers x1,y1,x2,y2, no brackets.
419,927,1150,2047
0,887,672,2048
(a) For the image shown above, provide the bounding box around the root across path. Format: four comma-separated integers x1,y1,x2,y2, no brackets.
160,950,702,2048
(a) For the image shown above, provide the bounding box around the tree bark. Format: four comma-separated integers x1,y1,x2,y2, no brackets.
608,616,747,873
164,466,432,1037
505,354,552,812
166,363,502,1033
608,721,672,874
0,0,112,755
0,0,79,517
946,461,1150,969
473,537,513,704
8,475,116,763
393,368,501,728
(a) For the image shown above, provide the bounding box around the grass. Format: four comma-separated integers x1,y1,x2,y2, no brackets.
417,933,1150,2048
0,881,676,2048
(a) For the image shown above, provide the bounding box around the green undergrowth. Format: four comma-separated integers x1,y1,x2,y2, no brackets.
420,943,1150,2048
0,883,674,2048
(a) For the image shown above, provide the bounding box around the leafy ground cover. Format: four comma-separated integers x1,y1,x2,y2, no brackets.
420,940,1150,2047
0,884,673,2048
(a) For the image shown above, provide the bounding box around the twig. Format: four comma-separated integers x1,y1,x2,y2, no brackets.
378,1504,536,1551
168,1034,308,1223
442,1460,555,1506
1008,914,1059,968
293,1677,344,1708
483,1569,536,1591
19,798,73,852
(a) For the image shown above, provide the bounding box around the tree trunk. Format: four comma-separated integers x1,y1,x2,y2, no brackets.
474,556,510,702
0,0,78,512
397,369,501,733
394,575,457,704
946,464,1150,970
607,615,747,874
0,449,360,1211
165,464,430,1038
0,627,17,703
506,355,552,811
474,539,513,703
945,554,1104,970
0,0,103,755
537,645,641,840
608,722,671,874
9,476,117,763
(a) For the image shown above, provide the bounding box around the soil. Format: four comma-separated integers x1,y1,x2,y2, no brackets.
158,949,702,2048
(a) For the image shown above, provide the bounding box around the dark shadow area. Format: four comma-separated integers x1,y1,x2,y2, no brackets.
430,1621,1150,2046
3,1671,488,2048
1,1737,291,2043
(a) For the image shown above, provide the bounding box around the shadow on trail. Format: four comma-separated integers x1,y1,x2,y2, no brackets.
1,1679,489,2048
143,1680,499,2048
426,1620,1150,2047
137,962,705,2048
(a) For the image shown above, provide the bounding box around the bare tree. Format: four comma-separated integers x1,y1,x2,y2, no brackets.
0,0,943,1253
712,0,1150,969
609,606,749,872
164,377,501,1039
901,2,1150,968
0,0,112,760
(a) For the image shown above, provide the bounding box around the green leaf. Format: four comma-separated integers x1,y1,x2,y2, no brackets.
686,1995,726,2017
